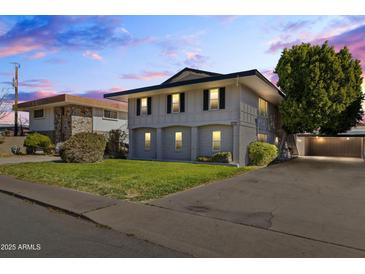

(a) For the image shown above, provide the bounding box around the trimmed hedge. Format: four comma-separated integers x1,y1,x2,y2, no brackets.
248,141,278,166
60,132,106,163
196,151,232,163
24,133,52,154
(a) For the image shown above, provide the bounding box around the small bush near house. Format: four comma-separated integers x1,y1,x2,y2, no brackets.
211,152,232,163
0,135,4,144
105,129,128,159
24,133,53,154
60,132,106,163
248,141,278,166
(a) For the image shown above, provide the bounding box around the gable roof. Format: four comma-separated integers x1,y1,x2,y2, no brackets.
104,68,284,99
17,94,127,112
161,67,222,84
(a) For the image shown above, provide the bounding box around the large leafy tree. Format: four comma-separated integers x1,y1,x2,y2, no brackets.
275,42,363,135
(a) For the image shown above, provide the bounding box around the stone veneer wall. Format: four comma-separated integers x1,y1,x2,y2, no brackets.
54,105,93,143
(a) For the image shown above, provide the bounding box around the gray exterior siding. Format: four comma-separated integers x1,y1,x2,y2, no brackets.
198,125,233,157
162,126,191,160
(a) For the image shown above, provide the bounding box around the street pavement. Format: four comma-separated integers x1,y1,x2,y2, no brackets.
0,192,188,258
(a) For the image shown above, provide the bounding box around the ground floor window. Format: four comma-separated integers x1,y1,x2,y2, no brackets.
34,109,44,118
103,109,118,120
212,130,221,151
144,132,151,150
175,131,182,151
257,133,268,142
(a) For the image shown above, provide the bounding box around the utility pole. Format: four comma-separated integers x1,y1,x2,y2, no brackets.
11,63,20,136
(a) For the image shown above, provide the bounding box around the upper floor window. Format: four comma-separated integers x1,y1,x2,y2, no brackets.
203,88,225,111
103,109,118,120
34,109,44,119
167,93,185,114
175,131,182,151
136,97,152,116
209,88,219,110
141,98,148,115
258,98,268,116
257,133,268,142
212,130,221,151
144,132,151,150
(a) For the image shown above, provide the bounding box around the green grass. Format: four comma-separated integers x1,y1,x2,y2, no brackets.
0,159,255,201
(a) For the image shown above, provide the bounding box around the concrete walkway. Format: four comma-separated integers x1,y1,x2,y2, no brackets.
0,174,365,257
0,155,61,165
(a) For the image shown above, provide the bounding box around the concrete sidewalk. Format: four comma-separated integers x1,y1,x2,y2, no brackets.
0,155,61,165
0,176,365,257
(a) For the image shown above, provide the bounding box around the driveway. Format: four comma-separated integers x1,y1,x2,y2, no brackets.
151,156,365,251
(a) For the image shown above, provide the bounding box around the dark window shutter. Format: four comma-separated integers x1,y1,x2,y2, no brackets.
203,89,209,111
180,93,185,113
136,98,141,116
219,87,225,109
167,95,172,114
147,97,152,115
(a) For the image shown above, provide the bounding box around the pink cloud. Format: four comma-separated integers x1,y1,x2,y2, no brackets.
28,51,47,60
0,39,41,58
83,50,103,61
20,79,53,90
120,70,171,81
184,51,209,68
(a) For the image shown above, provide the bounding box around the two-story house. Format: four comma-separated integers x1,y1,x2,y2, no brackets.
105,67,284,166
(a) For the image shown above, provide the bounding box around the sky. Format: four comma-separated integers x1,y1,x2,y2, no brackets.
0,15,365,124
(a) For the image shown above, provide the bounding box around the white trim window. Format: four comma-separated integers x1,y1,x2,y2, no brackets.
209,88,219,110
103,109,118,120
212,130,221,151
141,97,148,115
144,132,151,151
33,109,44,119
257,133,268,142
258,98,268,116
175,131,182,151
172,94,180,113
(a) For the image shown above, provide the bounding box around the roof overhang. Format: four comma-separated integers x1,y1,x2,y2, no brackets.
104,69,284,105
16,94,127,112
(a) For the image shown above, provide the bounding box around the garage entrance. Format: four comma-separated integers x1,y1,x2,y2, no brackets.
299,136,363,158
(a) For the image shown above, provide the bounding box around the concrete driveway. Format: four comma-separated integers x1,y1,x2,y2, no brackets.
151,156,365,251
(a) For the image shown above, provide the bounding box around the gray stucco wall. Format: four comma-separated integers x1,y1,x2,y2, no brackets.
162,126,191,160
198,125,233,157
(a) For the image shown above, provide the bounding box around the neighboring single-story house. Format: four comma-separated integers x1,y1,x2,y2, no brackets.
296,122,365,159
104,67,284,166
17,94,128,143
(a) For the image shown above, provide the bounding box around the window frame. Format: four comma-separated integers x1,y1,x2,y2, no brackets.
144,132,151,151
141,97,148,116
175,131,183,151
212,130,221,151
33,109,44,119
209,88,220,110
103,109,118,120
171,93,180,113
258,98,268,116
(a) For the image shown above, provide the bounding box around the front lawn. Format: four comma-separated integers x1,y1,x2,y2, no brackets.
0,160,254,201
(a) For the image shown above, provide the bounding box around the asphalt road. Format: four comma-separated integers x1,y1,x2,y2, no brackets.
0,192,188,258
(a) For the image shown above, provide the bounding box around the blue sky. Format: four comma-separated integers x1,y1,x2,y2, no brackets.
0,15,365,123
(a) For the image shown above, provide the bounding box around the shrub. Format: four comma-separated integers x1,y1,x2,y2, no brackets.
60,132,106,163
196,156,212,162
0,135,4,144
24,133,52,154
248,141,278,166
105,129,128,159
211,152,232,163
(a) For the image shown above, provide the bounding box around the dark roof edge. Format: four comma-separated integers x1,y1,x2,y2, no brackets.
104,69,284,98
161,67,222,84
